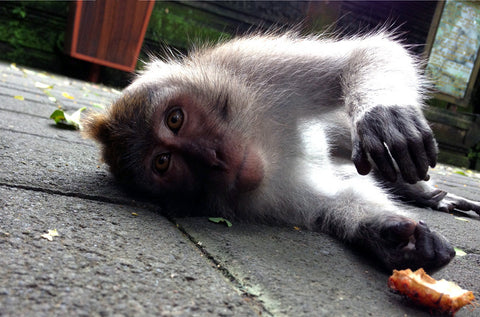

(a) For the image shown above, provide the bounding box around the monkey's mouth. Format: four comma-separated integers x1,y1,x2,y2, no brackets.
232,146,264,193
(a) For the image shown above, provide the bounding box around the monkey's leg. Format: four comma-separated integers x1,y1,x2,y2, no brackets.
313,178,455,271
383,179,480,215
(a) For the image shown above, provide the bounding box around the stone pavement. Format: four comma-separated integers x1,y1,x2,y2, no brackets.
0,61,479,316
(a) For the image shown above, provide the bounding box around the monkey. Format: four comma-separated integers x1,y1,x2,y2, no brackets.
82,32,480,271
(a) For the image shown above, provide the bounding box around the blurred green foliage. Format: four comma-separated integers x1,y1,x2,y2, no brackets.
146,2,231,50
468,142,480,161
0,2,68,67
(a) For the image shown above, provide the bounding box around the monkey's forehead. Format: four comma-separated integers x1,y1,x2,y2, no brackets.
128,61,188,91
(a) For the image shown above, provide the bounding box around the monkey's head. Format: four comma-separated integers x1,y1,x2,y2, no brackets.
82,61,266,206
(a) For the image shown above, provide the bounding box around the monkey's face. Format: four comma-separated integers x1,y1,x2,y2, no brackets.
83,84,265,201
145,92,265,196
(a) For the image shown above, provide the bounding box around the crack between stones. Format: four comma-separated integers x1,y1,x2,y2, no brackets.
0,182,155,209
0,126,94,147
170,218,273,317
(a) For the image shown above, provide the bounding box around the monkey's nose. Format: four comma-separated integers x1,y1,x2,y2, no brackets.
181,143,227,170
203,148,228,170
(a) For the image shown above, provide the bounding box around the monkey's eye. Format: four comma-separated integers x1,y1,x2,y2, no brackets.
166,109,184,133
153,153,171,174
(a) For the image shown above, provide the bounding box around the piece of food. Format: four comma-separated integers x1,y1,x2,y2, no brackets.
388,268,475,315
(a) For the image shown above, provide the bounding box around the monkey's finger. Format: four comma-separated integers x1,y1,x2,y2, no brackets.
389,131,429,183
367,139,397,182
391,116,431,183
414,116,438,168
408,138,430,182
423,129,437,168
388,138,420,184
352,139,371,175
413,221,435,260
380,216,416,242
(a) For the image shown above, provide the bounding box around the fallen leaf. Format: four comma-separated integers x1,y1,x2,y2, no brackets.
14,95,24,101
208,217,232,227
23,69,36,76
41,229,59,241
49,107,86,129
48,229,59,236
42,90,57,102
35,82,54,89
62,92,75,100
42,235,53,241
454,247,467,256
90,102,105,109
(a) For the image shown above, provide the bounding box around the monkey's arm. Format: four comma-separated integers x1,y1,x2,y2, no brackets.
202,33,436,183
338,36,437,184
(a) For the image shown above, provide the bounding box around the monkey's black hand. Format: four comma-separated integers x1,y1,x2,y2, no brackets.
352,105,437,184
357,216,455,271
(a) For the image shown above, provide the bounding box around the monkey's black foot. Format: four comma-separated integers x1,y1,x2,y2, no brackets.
382,180,480,216
435,193,480,215
357,216,455,271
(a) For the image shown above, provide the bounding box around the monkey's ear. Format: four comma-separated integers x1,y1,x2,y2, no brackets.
81,111,111,145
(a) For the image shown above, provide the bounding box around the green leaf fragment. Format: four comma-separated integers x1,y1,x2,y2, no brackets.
91,103,105,109
44,90,57,102
50,109,67,126
454,247,467,256
208,217,232,227
49,107,86,129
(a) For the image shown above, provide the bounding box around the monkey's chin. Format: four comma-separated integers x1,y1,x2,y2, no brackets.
233,147,264,193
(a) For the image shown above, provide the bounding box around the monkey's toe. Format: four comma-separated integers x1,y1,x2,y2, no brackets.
358,217,455,271
412,221,455,270
380,216,416,242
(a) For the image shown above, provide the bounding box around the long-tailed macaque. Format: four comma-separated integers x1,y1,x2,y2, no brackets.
83,32,480,271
